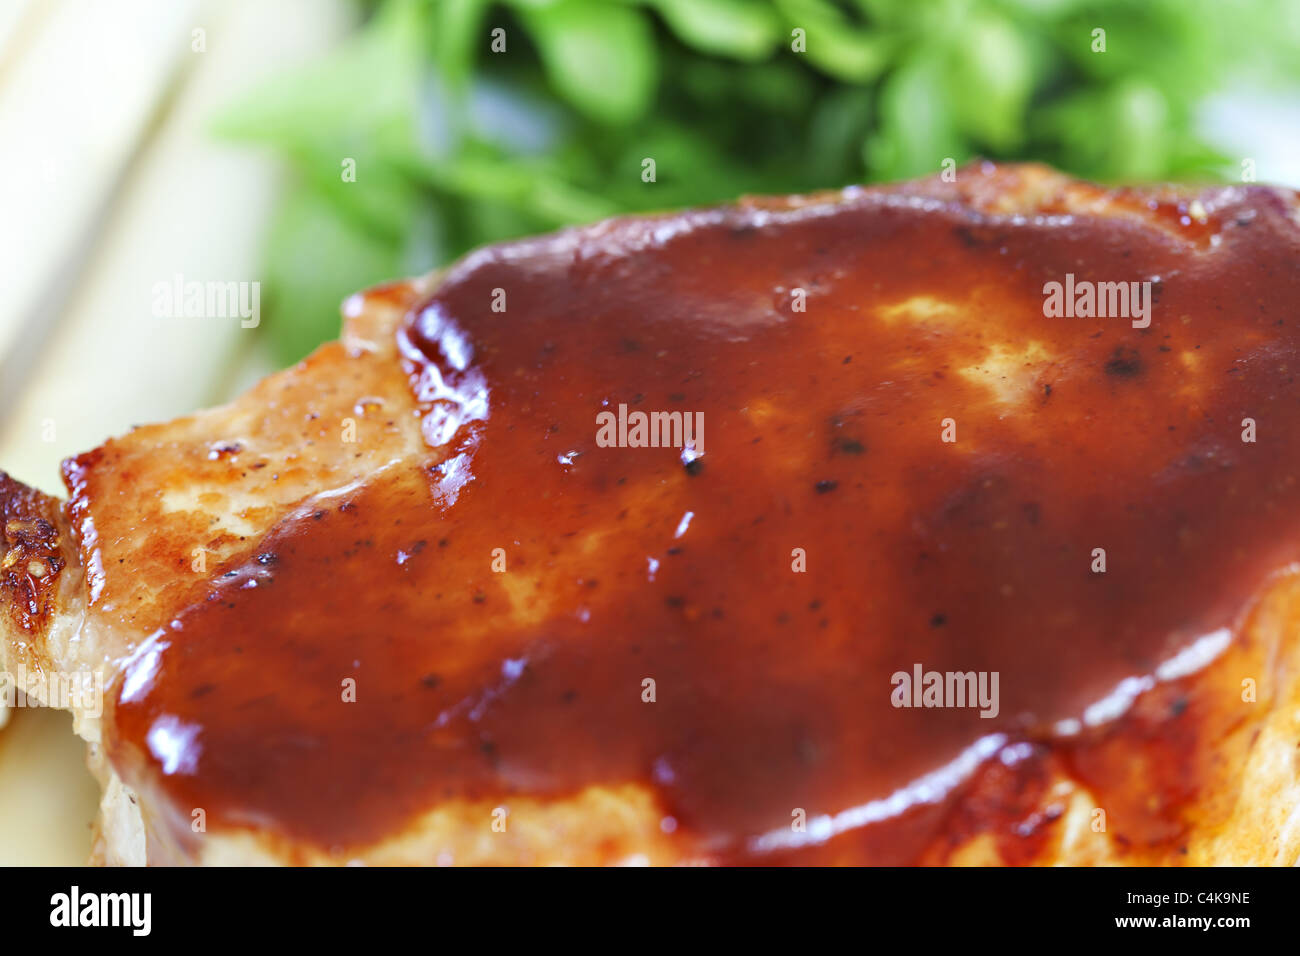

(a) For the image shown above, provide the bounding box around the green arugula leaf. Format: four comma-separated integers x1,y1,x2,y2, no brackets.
947,13,1034,151
518,0,659,124
652,0,781,61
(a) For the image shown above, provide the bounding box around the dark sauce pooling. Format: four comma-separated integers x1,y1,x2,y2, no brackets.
109,173,1300,862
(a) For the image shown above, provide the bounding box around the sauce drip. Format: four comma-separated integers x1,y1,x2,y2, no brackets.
109,173,1300,862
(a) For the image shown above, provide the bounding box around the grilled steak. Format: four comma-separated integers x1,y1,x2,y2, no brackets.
4,163,1300,865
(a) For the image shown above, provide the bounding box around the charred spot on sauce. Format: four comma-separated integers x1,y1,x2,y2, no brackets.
954,224,1001,248
207,441,244,461
1104,347,1143,378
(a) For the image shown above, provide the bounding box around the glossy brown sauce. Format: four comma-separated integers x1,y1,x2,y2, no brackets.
108,175,1300,862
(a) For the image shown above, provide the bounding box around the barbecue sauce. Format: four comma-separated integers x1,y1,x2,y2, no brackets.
108,166,1300,862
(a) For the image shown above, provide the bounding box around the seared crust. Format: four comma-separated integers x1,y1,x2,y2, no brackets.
0,472,85,742
3,164,1300,865
0,472,68,644
58,274,438,666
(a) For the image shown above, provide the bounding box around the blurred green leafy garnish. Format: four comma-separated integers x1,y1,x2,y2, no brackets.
215,0,1298,363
